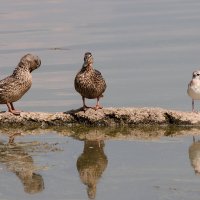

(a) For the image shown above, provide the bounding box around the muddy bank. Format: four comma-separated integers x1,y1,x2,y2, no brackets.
0,107,200,127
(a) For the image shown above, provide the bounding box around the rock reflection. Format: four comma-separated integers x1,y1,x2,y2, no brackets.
189,137,200,175
77,140,108,199
0,133,44,194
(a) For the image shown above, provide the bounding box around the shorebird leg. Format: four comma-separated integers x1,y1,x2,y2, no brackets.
192,99,199,113
192,99,194,112
192,99,195,112
6,102,21,115
93,97,103,110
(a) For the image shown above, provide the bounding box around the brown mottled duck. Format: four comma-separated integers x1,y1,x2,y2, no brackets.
0,54,41,115
74,52,107,110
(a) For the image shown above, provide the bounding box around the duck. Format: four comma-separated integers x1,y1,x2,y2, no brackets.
74,52,106,110
0,54,41,115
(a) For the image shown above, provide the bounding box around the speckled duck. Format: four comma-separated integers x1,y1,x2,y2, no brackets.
74,52,106,110
0,54,41,115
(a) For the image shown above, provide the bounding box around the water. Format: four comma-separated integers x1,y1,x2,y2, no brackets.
1,0,200,199
0,131,200,200
1,0,200,112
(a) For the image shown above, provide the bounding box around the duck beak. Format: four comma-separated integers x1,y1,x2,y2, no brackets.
37,58,41,67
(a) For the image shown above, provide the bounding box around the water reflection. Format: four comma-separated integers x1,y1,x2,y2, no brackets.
0,133,44,194
77,140,108,199
189,137,200,175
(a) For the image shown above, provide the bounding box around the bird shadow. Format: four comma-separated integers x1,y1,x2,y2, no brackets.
64,107,85,114
63,106,97,114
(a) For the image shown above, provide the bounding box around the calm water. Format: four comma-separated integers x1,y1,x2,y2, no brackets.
1,0,200,112
1,0,200,199
0,132,200,200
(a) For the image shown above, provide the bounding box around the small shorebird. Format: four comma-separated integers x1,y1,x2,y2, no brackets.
187,70,200,112
74,52,107,110
0,54,41,115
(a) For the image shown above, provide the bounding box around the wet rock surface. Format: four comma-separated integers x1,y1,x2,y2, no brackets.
0,107,200,127
0,107,200,149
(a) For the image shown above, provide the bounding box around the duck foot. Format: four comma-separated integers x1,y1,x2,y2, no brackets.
92,105,103,110
6,103,21,115
9,110,21,116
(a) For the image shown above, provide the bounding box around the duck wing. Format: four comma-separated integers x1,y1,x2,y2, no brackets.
95,69,102,76
0,76,16,93
94,69,105,80
94,69,107,91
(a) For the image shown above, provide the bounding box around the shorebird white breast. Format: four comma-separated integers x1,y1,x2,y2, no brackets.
188,80,200,100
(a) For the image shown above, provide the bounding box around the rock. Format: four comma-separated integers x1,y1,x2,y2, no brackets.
0,107,200,127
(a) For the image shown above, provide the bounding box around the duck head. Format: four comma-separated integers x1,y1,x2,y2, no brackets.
19,54,41,72
84,52,94,66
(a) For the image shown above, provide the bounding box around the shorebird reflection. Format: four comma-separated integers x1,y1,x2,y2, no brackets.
189,136,200,175
0,134,44,194
76,140,108,199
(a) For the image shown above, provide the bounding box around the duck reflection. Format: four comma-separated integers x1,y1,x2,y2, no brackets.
189,136,200,175
0,133,44,194
76,140,108,199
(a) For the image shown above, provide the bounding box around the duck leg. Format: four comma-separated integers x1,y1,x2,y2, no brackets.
82,96,90,110
11,103,22,114
8,132,21,144
6,102,21,115
93,97,103,110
